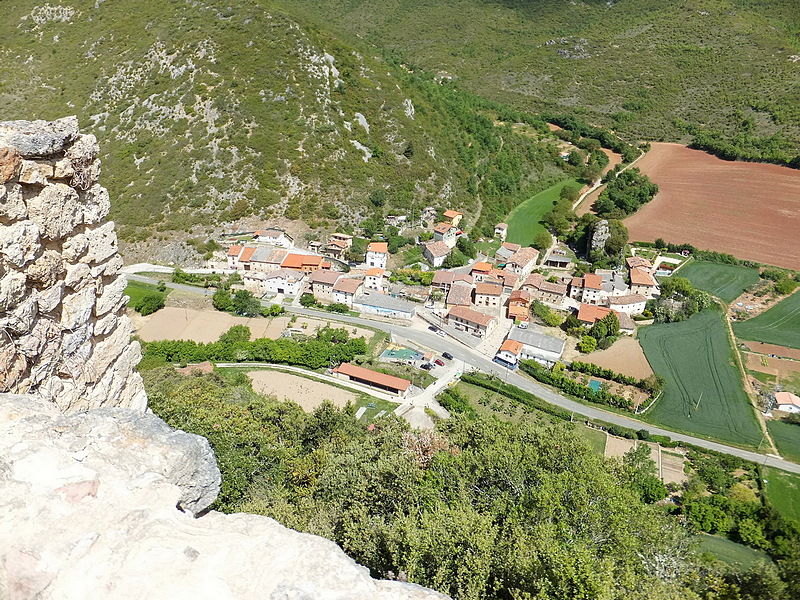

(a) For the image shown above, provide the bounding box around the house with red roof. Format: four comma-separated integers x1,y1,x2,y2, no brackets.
447,306,497,338
332,278,364,307
494,223,508,241
475,282,503,308
366,242,389,269
364,268,385,291
443,209,463,227
432,222,458,248
281,253,328,274
333,363,412,398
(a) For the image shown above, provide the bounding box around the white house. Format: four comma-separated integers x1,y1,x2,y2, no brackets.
423,240,451,267
253,228,293,247
262,269,304,296
227,245,244,269
570,273,604,304
494,339,523,369
776,392,800,413
309,270,342,302
474,282,503,308
630,267,660,298
366,242,388,269
332,278,364,307
443,209,463,227
364,267,385,290
354,291,416,320
447,306,497,338
507,326,566,367
433,223,458,248
606,293,647,315
505,247,539,278
494,223,508,241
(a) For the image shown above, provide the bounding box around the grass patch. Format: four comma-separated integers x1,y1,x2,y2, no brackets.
695,534,771,568
748,370,777,386
780,371,800,396
679,261,760,303
474,237,502,257
354,396,401,424
762,467,800,522
505,178,582,247
574,423,607,454
766,421,800,464
734,290,800,349
639,311,762,448
125,280,169,307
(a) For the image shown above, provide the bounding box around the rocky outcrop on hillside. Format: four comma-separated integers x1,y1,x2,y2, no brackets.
0,117,146,413
0,394,449,600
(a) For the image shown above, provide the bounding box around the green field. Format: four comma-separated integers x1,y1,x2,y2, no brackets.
767,421,800,464
505,178,581,247
696,534,771,568
125,280,170,307
639,311,762,448
734,291,800,349
763,467,800,522
678,261,760,303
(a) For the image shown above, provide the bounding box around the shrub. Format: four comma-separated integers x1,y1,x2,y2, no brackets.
135,293,165,316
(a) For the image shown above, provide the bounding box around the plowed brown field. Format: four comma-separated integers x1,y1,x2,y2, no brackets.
624,143,800,270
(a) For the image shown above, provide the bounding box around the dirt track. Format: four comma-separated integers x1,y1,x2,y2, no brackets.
624,143,800,270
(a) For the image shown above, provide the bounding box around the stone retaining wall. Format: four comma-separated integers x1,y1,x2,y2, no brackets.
0,117,146,413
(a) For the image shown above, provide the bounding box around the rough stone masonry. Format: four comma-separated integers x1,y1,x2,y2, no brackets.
0,116,146,413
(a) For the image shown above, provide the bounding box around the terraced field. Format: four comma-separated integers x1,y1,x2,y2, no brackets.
678,261,760,303
639,311,762,448
734,291,800,349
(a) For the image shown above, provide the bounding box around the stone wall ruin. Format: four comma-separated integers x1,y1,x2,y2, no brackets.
0,117,146,413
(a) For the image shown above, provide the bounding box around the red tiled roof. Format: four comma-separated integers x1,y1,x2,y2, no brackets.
501,242,521,252
310,271,341,285
432,271,455,285
495,223,508,230
333,278,363,294
539,281,568,295
424,241,451,258
626,256,652,269
367,241,388,253
475,282,502,296
443,209,462,219
366,268,384,277
448,305,496,327
433,222,453,234
507,247,539,267
446,282,473,306
333,363,411,392
282,253,324,269
499,339,523,355
583,273,603,290
630,267,656,286
776,392,800,408
471,261,493,273
227,245,242,257
238,247,256,263
509,289,531,303
577,303,612,324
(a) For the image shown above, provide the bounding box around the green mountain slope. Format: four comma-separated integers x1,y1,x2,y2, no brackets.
280,0,800,161
0,1,571,246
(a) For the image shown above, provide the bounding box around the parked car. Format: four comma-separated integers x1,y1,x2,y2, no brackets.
428,325,438,332
434,358,445,367
442,352,454,360
420,363,434,371
437,330,446,337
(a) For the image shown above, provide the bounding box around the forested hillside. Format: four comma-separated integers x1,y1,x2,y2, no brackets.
0,0,572,247
282,0,800,165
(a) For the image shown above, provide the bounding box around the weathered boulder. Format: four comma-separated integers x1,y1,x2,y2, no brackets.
26,183,83,240
0,183,27,221
0,395,449,600
0,116,79,157
0,146,21,183
18,159,54,185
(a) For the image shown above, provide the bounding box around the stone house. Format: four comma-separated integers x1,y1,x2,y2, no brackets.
447,306,497,338
474,282,502,308
309,270,342,302
423,240,451,267
494,223,508,241
332,278,363,307
507,289,531,322
505,247,540,278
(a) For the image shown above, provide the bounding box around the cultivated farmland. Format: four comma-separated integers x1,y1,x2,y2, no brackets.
639,311,762,448
766,421,800,464
624,143,800,270
733,291,800,349
678,261,760,303
506,178,582,247
762,467,800,522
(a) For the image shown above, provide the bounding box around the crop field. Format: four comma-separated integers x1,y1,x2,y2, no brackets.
625,144,800,270
678,261,760,303
763,467,800,522
766,421,800,464
733,291,800,349
506,178,582,247
124,280,170,307
639,311,762,448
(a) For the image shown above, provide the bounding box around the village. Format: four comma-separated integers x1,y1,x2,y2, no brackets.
215,206,672,400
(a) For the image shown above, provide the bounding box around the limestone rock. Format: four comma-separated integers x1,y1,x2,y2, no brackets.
65,133,100,162
27,250,64,287
33,281,64,313
64,262,91,291
0,395,449,600
60,284,96,330
0,146,21,183
81,184,111,225
62,232,88,262
95,272,127,316
0,219,40,268
26,183,83,240
0,270,26,312
0,183,27,221
0,349,26,392
0,296,38,335
0,116,79,157
84,221,118,264
93,312,117,336
52,158,75,179
18,159,54,185
91,253,123,278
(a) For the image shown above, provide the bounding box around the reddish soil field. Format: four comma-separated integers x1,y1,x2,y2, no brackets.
580,336,654,379
744,341,800,361
744,352,800,376
624,143,800,270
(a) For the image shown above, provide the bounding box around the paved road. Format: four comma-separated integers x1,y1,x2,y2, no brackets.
129,274,800,475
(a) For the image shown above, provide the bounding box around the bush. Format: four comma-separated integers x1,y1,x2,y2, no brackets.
578,335,597,353
135,293,165,316
299,293,317,308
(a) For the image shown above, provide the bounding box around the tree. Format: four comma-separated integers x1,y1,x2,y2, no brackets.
135,293,165,316
231,290,261,317
456,237,477,259
578,335,597,353
559,185,581,204
213,288,232,312
300,293,317,308
369,189,386,208
156,281,167,292
218,325,251,345
533,231,552,252
442,249,467,268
